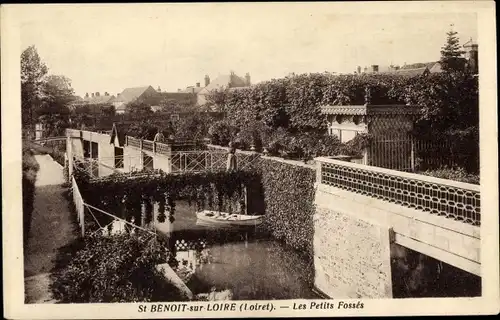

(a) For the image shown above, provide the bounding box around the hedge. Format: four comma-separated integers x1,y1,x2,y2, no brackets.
22,147,39,245
207,71,479,167
255,158,316,285
50,233,186,303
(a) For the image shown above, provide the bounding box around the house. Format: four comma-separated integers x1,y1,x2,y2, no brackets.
69,92,115,111
356,64,431,76
463,38,478,74
111,85,161,114
196,71,251,106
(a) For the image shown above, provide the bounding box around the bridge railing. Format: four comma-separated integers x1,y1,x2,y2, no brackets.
315,157,481,226
72,175,86,236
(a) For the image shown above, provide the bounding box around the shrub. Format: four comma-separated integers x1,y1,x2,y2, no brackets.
208,120,238,147
420,167,479,185
22,148,39,244
50,233,186,303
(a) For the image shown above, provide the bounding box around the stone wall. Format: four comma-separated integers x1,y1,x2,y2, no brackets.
313,206,393,298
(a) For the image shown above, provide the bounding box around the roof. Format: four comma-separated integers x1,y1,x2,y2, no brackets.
400,62,437,70
71,94,115,106
113,86,154,104
179,86,204,94
321,105,421,116
198,74,248,95
429,63,443,73
463,38,478,48
381,67,430,76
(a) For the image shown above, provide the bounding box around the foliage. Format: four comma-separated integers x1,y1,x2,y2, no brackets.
420,167,479,185
159,93,198,113
73,168,260,224
22,147,40,245
21,46,48,129
125,100,154,117
50,233,186,302
21,46,77,137
125,119,174,141
208,119,239,147
172,113,211,141
440,30,467,72
256,158,316,264
407,72,478,133
39,75,75,114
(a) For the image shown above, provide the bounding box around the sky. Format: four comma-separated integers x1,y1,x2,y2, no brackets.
17,3,478,97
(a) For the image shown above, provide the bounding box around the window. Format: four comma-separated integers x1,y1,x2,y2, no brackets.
114,147,124,168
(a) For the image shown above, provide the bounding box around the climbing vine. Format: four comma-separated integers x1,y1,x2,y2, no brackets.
74,168,260,227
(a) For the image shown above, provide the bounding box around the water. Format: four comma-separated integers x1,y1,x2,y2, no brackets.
152,202,319,300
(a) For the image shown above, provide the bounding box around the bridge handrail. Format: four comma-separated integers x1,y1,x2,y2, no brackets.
315,156,480,226
72,176,86,236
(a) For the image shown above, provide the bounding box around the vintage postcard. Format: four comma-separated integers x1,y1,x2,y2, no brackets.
2,1,499,319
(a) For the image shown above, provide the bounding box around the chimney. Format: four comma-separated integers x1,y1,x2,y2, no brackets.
95,92,100,97
204,75,210,86
178,88,182,92
157,86,161,92
371,65,379,73
91,93,95,97
85,92,89,98
192,87,195,94
105,92,109,96
196,82,200,88
357,66,361,74
363,67,368,73
245,72,251,86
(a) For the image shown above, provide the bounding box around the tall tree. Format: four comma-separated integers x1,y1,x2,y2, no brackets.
36,75,75,136
21,46,48,134
440,29,466,72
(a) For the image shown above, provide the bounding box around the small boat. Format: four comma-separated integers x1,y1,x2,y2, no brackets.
196,210,263,228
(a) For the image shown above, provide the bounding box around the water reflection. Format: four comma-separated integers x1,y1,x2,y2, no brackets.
152,201,318,300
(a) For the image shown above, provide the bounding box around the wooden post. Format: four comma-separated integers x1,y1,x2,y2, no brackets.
89,133,93,176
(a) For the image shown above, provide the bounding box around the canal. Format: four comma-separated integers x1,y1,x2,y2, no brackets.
151,201,319,300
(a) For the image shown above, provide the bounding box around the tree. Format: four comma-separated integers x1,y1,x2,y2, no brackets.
41,75,75,112
173,113,210,141
440,30,466,72
35,75,75,136
21,46,48,134
125,100,154,119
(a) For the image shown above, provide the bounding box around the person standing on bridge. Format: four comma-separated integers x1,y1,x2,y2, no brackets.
226,142,237,171
153,129,165,143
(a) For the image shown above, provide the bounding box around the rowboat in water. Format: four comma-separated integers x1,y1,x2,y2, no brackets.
196,210,263,228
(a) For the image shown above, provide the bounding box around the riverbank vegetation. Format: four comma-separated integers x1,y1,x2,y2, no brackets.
22,147,40,245
50,233,186,303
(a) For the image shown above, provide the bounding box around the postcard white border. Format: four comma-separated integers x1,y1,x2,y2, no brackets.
2,1,499,318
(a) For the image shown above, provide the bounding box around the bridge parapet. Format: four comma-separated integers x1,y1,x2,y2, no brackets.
315,156,480,226
313,157,481,279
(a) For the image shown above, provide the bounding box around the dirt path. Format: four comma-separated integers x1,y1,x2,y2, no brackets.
24,154,77,303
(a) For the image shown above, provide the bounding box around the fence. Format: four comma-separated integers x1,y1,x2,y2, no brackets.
368,136,479,173
71,170,158,237
72,176,86,236
316,157,481,226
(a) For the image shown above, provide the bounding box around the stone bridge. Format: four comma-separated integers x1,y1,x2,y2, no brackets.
313,156,480,298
